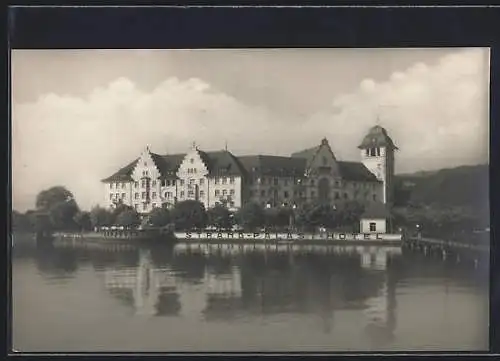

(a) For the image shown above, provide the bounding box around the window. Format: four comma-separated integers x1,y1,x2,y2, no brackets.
230,201,235,207
134,182,139,188
334,192,340,200
110,183,114,189
200,178,205,185
365,149,369,156
152,192,156,199
152,180,156,187
376,147,381,156
142,192,146,199
152,203,157,208
229,176,235,184
311,191,316,198
135,193,139,199
141,180,146,188
373,194,377,201
115,193,119,199
369,222,377,232
190,158,194,164
134,204,138,210
180,191,185,198
230,189,235,196
284,191,289,198
370,148,377,156
215,190,220,196
188,190,194,197
180,180,185,186
222,190,227,196
143,204,147,211
172,180,176,186
344,193,348,199
215,178,220,184
261,190,265,196
335,180,340,188
268,190,273,196
109,194,113,200
190,179,195,185
222,177,227,185
261,178,266,185
274,178,278,186
121,193,126,199
200,191,205,198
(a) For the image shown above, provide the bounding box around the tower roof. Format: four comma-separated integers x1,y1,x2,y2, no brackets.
358,125,398,150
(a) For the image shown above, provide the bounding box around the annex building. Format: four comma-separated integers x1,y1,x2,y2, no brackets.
101,125,398,215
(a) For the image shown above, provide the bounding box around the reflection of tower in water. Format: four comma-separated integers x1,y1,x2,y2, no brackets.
104,248,178,316
362,257,398,346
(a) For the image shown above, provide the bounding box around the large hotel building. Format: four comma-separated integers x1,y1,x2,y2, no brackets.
101,125,397,214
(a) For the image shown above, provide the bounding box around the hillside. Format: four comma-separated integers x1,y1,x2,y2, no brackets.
394,164,489,212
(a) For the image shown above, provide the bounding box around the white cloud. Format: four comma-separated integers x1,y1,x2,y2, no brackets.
12,48,489,211
309,48,489,173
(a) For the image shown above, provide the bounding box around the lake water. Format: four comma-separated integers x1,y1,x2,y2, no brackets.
11,234,489,352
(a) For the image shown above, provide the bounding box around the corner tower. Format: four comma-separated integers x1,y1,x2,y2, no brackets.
358,125,398,205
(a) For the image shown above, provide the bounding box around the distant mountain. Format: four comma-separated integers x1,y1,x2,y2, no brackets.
394,164,489,212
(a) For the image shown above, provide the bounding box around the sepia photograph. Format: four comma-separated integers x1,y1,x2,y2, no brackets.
11,48,490,352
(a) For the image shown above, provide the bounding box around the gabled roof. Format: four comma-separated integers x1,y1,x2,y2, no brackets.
101,150,248,182
361,202,391,219
337,161,381,183
101,158,139,182
199,150,248,176
358,125,398,150
291,146,320,160
238,155,306,177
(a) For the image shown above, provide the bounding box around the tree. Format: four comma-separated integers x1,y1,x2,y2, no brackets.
171,200,207,231
207,204,232,230
36,186,74,210
148,207,171,228
90,206,114,229
111,203,135,220
35,186,80,231
296,203,336,231
336,201,365,229
74,211,92,232
235,202,265,232
12,210,33,232
116,209,141,229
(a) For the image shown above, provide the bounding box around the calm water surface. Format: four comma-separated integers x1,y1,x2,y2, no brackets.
12,235,489,352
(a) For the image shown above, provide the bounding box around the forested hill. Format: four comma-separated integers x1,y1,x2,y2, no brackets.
394,164,489,211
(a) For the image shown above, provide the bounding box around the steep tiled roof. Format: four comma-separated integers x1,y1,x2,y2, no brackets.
101,159,139,182
358,125,398,150
103,151,380,183
337,161,380,183
199,150,248,176
361,202,391,219
290,146,320,160
153,153,185,178
238,155,306,177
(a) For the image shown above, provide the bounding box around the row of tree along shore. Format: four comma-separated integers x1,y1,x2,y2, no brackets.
12,186,489,244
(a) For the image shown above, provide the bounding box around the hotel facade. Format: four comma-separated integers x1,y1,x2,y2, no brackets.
101,125,397,215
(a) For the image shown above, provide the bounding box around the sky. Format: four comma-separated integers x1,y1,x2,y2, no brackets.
11,48,490,212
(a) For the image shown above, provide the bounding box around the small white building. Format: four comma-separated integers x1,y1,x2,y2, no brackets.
360,202,391,234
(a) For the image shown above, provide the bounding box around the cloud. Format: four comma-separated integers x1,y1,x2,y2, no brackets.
308,48,489,173
12,48,489,211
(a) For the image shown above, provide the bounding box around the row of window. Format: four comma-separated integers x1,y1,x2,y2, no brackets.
365,147,382,157
248,190,378,201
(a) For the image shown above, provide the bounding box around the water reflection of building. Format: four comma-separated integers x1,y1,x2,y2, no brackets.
104,248,180,316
